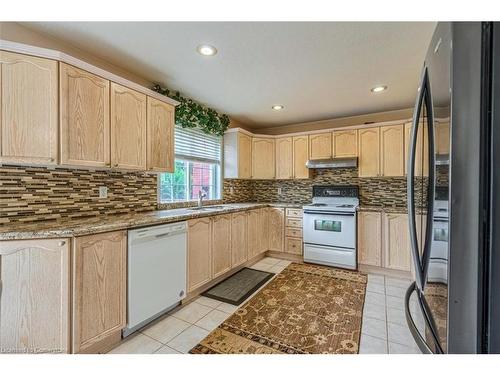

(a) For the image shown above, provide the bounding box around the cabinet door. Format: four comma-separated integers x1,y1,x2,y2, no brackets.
247,209,261,259
252,138,275,179
60,63,110,167
358,211,382,266
292,135,311,179
333,130,358,157
404,121,429,177
110,83,147,170
380,124,404,177
383,213,412,271
285,237,303,255
187,218,212,292
435,121,450,155
238,132,252,179
0,51,58,165
260,208,269,254
147,97,175,172
0,238,70,353
268,207,284,252
309,132,332,159
212,214,231,279
231,212,248,267
73,231,126,353
275,137,293,179
358,127,380,177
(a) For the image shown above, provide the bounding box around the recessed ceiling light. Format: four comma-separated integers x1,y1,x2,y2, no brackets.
371,85,388,93
272,105,284,111
197,45,217,56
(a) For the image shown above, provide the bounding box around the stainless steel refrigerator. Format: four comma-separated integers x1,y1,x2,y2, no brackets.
405,22,500,354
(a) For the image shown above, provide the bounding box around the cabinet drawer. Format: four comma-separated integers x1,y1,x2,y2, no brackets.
285,227,303,238
285,237,303,255
286,208,303,218
286,218,302,228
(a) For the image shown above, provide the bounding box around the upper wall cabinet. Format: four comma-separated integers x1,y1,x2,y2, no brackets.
292,135,311,179
275,137,293,179
110,83,147,170
60,63,111,168
223,131,252,179
146,97,175,172
252,137,275,179
333,130,357,157
380,124,404,177
309,132,332,159
404,121,428,177
358,127,380,177
0,51,58,165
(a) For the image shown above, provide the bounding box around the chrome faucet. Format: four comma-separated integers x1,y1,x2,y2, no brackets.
197,189,207,209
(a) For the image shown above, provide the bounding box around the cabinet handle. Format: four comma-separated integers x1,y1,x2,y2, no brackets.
58,241,66,247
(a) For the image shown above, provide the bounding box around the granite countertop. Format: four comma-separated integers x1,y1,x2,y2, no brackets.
0,202,303,241
357,205,408,214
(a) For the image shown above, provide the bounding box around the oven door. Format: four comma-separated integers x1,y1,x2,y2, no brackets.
303,210,356,249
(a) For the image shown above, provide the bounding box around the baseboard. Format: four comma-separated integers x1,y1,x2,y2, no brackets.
265,251,304,263
358,264,413,279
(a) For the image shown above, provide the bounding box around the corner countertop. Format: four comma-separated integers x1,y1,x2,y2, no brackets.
0,202,303,241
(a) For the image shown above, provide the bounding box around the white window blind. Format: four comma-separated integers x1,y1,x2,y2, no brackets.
174,126,221,164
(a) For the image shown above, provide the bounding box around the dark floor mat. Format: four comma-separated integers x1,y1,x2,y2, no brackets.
202,267,274,306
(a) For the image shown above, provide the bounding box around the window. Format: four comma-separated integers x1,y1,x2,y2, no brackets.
158,126,222,203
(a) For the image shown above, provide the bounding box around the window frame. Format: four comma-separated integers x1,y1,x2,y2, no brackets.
157,127,223,204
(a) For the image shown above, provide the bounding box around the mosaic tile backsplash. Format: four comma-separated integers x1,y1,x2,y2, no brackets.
0,165,158,224
1,163,436,224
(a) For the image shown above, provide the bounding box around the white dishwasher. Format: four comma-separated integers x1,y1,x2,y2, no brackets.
124,221,187,337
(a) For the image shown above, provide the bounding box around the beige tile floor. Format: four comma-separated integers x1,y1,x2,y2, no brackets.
109,256,422,354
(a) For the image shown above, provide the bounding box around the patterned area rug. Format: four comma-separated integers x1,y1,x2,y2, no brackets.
190,262,367,354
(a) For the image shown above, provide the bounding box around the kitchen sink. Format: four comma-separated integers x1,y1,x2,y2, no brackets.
188,205,224,211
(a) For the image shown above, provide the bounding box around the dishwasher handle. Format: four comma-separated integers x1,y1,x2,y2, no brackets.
129,222,187,244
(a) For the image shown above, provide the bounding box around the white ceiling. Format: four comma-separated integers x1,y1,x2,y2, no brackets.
24,22,436,128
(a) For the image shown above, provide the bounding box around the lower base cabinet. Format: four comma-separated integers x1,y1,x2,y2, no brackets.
383,213,412,271
358,212,382,267
268,207,285,252
248,208,269,259
231,212,248,267
211,214,232,279
0,239,70,354
187,218,212,292
72,230,127,354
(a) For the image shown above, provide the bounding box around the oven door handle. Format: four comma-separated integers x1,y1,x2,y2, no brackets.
303,210,355,216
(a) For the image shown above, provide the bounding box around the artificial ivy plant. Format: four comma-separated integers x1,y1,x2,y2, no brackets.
152,84,230,136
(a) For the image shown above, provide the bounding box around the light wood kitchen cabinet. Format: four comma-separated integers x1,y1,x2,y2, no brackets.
358,211,382,267
275,137,293,179
187,218,212,292
146,96,175,172
292,135,311,179
0,51,58,165
309,132,332,159
211,214,232,279
72,231,126,353
268,207,285,252
252,137,275,179
110,83,147,170
247,209,261,259
224,131,252,179
383,213,412,272
231,212,248,267
284,208,303,255
435,121,450,155
358,127,380,177
60,63,110,168
404,121,429,177
333,130,358,157
380,124,404,177
285,237,302,255
0,238,70,354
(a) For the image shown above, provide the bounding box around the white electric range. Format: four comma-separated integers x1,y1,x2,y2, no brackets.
302,185,359,270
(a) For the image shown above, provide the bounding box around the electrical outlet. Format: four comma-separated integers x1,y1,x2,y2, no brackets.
277,187,282,195
99,186,108,199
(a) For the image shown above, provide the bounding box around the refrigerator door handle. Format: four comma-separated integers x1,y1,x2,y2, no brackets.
407,67,428,290
405,282,433,354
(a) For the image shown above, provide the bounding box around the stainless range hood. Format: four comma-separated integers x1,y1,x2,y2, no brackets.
305,157,358,169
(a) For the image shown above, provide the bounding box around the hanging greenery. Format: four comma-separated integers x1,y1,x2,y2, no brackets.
152,84,230,136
